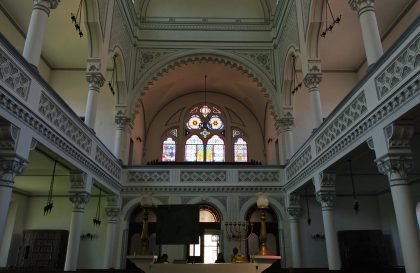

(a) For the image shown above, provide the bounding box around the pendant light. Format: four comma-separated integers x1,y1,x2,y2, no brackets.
93,189,102,227
43,160,57,215
348,160,359,214
70,0,85,38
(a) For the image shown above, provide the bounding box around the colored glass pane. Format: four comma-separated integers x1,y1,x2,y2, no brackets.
206,135,225,162
212,107,221,114
233,129,241,138
208,115,224,130
200,105,211,117
185,135,204,162
169,129,178,137
234,138,247,162
200,128,211,139
187,115,201,130
162,137,176,162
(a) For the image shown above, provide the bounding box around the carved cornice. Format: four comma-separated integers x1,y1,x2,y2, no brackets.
69,192,90,210
303,73,322,91
0,156,27,187
316,191,336,209
349,0,375,15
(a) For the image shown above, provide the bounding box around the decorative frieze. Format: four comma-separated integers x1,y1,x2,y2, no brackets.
122,186,282,194
127,170,170,183
181,170,226,183
375,36,419,100
286,146,312,180
95,147,121,179
315,93,367,153
38,93,92,153
238,170,279,183
0,49,31,100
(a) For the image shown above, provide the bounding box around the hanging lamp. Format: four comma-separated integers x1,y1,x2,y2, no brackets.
290,55,302,95
93,189,102,226
43,160,57,215
108,54,117,96
320,0,342,38
70,0,85,38
348,160,359,214
305,188,312,225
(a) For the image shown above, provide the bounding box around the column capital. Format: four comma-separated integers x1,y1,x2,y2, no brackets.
349,0,375,15
115,112,132,128
303,73,322,91
316,191,336,210
287,207,302,221
376,155,413,185
0,156,27,187
105,207,121,223
279,112,294,130
86,72,105,89
33,0,60,15
69,192,90,210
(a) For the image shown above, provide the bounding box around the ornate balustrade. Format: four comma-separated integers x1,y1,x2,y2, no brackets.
0,34,122,194
123,166,282,194
285,17,420,192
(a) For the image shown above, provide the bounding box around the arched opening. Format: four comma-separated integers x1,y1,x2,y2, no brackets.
126,206,158,268
245,205,279,256
188,204,222,263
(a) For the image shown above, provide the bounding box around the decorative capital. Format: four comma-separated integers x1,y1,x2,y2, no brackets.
385,123,414,151
376,155,413,185
86,72,105,89
33,0,60,15
105,207,120,223
319,173,336,188
303,73,322,90
279,112,294,129
349,0,375,15
287,207,302,220
115,113,131,128
316,191,336,210
0,156,28,187
69,192,90,210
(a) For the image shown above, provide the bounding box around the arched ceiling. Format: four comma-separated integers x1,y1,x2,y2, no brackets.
141,0,269,19
139,61,270,131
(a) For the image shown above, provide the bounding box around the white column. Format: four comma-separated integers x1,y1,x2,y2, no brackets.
286,194,302,268
104,196,121,269
0,157,27,246
376,156,420,273
114,112,131,163
349,0,383,66
279,112,295,162
303,73,323,130
64,173,91,271
23,0,60,67
314,173,341,270
84,72,105,129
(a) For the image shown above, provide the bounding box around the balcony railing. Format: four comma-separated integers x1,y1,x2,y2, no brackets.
0,34,122,193
284,17,420,192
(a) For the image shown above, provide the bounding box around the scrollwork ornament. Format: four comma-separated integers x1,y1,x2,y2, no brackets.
0,156,27,187
316,191,336,210
69,192,90,210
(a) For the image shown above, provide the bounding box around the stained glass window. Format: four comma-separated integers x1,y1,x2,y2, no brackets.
234,138,248,162
162,137,176,162
200,105,211,117
187,115,202,130
185,135,204,162
206,135,225,162
208,115,224,130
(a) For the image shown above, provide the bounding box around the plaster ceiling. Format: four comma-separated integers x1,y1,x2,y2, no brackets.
140,62,269,131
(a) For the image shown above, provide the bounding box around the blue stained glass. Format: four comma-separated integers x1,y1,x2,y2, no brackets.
234,138,247,162
162,137,176,162
185,135,204,162
206,135,225,162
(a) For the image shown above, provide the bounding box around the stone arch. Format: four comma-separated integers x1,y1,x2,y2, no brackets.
130,49,280,126
187,196,228,221
306,0,324,60
120,196,164,223
108,45,128,105
84,0,103,59
239,196,286,222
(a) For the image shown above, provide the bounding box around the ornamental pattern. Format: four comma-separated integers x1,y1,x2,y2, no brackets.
231,50,275,84
287,79,419,189
180,171,226,182
315,93,367,153
375,36,419,100
286,146,312,179
134,49,175,87
123,186,282,193
0,49,30,100
95,147,121,179
0,89,121,192
238,171,279,183
127,170,170,183
38,93,92,153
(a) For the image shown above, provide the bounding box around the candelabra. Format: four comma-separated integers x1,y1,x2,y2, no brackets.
225,221,253,263
256,192,271,256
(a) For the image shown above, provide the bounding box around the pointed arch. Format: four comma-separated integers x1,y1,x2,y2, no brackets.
84,0,103,59
108,46,128,105
306,0,325,60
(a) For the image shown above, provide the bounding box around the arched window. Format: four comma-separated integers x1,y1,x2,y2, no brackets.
184,104,226,162
185,135,204,162
207,135,225,162
233,129,248,162
161,128,177,162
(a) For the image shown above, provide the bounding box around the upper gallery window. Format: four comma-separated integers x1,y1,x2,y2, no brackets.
161,128,177,162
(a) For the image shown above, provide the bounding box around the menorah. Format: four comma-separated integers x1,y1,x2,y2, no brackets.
225,221,253,263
